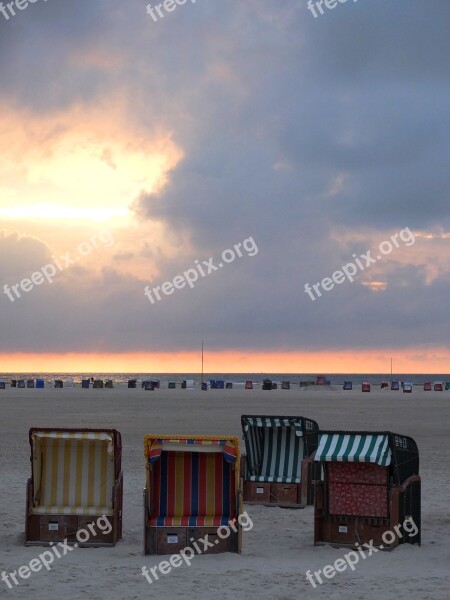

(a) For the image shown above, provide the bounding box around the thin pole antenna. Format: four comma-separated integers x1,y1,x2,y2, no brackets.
391,357,393,377
201,340,204,390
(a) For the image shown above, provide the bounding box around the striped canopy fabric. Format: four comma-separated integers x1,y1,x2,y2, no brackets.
144,434,240,527
145,434,240,527
148,439,237,464
149,451,236,527
31,432,115,516
242,417,304,483
314,433,392,467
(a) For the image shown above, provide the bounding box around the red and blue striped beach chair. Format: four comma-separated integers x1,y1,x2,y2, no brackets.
241,415,320,507
144,435,242,555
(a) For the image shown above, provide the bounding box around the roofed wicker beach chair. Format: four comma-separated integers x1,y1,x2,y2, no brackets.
446,382,450,391
314,430,421,549
424,382,432,391
93,379,104,389
381,381,389,389
434,382,443,391
25,428,123,546
244,380,253,390
241,415,320,508
282,381,290,390
343,381,352,390
144,435,242,555
128,379,137,388
262,379,272,391
362,382,371,392
36,379,45,389
403,382,413,393
0,379,5,389
82,379,90,389
27,379,35,388
53,380,63,389
226,381,233,389
168,381,176,389
18,379,26,388
105,380,114,389
391,380,400,391
65,378,74,387
11,379,17,387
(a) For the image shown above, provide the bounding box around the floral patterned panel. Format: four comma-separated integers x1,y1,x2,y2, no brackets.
327,462,388,485
328,482,388,517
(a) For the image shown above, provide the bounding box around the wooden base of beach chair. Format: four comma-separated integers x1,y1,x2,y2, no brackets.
314,514,393,549
243,481,304,508
25,514,118,546
144,526,240,555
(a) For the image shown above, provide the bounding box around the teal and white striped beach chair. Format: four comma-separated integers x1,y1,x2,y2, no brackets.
241,415,319,507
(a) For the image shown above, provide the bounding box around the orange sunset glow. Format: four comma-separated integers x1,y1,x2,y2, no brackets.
1,349,450,374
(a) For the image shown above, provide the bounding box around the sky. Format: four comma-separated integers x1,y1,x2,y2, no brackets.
1,0,449,373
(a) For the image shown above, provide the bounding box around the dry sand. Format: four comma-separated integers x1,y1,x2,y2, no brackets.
1,386,449,600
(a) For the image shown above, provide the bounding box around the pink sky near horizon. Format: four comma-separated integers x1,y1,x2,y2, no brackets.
1,348,450,374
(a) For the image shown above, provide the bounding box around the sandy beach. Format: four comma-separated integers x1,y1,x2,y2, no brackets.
0,385,449,600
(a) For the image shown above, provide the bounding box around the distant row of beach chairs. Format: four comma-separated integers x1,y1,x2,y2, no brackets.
355,380,449,392
1,377,449,391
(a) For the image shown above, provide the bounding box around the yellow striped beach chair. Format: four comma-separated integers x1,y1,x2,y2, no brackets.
25,428,123,546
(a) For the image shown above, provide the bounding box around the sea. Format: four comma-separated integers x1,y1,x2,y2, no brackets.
1,373,449,386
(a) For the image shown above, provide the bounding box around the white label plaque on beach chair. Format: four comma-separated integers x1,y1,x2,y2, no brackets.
167,535,179,544
48,523,59,531
338,525,347,533
256,487,264,494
